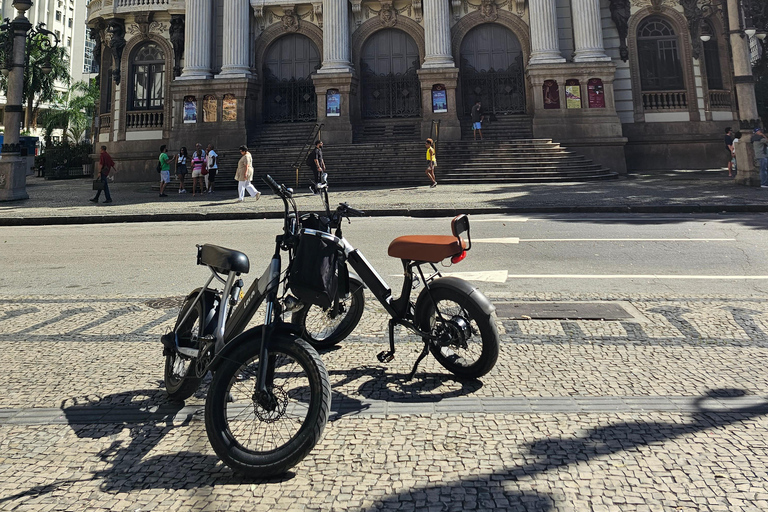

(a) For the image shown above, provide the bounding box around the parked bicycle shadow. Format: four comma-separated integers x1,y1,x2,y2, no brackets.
363,388,768,511
4,387,299,506
326,365,483,420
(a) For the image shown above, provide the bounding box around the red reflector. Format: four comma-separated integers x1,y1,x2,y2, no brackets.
451,251,467,264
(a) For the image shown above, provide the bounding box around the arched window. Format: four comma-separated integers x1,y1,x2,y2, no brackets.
702,20,723,90
130,43,165,110
637,17,684,91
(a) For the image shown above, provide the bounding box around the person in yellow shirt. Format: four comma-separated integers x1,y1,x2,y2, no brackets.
425,138,437,188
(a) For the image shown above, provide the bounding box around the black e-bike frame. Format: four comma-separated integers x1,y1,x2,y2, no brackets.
170,175,306,394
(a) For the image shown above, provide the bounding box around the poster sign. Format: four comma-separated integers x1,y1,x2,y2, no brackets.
183,96,197,123
587,78,605,108
565,80,582,109
326,90,340,117
543,80,560,109
222,94,237,121
432,84,447,113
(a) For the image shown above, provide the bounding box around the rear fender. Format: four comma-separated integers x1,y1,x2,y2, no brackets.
413,276,495,330
207,322,303,373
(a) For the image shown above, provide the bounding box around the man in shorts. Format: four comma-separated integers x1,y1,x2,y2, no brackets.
724,127,734,177
471,100,484,141
158,145,171,197
206,143,218,193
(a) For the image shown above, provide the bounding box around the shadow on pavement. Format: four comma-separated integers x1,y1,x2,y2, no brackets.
364,388,768,511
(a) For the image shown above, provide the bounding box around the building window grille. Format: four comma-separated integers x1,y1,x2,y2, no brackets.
130,43,165,110
637,17,684,91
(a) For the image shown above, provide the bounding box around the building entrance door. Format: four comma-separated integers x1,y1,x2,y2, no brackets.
360,29,421,119
263,34,320,123
459,24,525,115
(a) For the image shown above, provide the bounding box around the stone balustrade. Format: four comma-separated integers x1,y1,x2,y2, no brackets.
125,110,164,130
641,91,688,112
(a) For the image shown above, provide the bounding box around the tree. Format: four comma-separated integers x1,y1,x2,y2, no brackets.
0,31,71,130
38,79,99,144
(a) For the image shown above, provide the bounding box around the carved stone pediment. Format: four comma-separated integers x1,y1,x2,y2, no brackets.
379,2,397,26
281,6,299,32
480,0,498,21
127,12,165,40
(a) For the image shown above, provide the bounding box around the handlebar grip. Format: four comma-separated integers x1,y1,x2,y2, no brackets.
263,174,282,196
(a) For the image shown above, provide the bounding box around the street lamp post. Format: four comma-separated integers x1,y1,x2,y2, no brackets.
0,0,59,201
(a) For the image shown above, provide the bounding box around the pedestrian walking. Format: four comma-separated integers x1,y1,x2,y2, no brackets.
90,145,117,204
158,145,171,197
471,100,484,141
235,145,261,202
751,127,768,188
425,138,437,188
206,143,218,193
731,131,742,176
724,127,735,177
191,143,206,196
307,140,326,194
176,146,188,193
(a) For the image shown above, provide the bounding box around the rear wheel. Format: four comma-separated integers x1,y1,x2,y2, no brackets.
292,277,365,349
418,287,499,379
205,335,331,477
164,298,204,401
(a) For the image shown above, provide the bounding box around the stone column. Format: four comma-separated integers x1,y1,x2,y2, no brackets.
422,0,454,68
179,0,212,79
528,0,565,64
218,0,252,77
727,0,758,125
572,0,611,62
318,0,351,72
0,7,33,201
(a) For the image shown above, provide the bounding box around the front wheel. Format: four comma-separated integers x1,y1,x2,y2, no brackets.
417,286,499,379
164,297,205,401
292,276,365,349
205,335,331,478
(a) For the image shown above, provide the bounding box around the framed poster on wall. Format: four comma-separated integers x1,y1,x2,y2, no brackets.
432,84,447,113
326,90,341,117
183,96,197,123
565,80,582,109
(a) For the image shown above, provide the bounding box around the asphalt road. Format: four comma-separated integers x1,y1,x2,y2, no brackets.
3,212,768,297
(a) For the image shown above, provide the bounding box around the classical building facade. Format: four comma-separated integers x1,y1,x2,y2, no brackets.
85,0,749,180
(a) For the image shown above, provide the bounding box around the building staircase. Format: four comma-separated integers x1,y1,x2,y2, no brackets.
162,121,617,191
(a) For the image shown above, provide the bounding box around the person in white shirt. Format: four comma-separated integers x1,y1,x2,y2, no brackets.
206,144,218,193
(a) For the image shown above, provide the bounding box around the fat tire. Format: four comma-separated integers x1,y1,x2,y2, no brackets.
292,277,365,349
164,298,204,401
205,335,331,478
418,287,499,379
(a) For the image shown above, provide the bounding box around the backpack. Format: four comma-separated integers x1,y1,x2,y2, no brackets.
156,156,163,173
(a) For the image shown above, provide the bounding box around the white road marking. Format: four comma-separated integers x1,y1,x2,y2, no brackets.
389,270,509,283
441,270,509,283
519,238,736,242
506,274,768,280
473,237,521,244
473,238,735,244
471,218,529,223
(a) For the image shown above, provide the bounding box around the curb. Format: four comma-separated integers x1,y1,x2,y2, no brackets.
1,204,767,227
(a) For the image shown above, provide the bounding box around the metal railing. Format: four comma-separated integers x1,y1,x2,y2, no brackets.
125,110,164,130
361,69,421,119
708,90,732,109
641,90,688,111
291,123,323,188
99,113,111,133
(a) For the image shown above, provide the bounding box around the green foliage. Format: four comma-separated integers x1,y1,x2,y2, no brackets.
0,31,71,127
38,79,99,142
42,140,93,171
755,39,768,127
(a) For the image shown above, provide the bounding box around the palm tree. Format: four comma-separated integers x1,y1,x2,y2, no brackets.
0,32,71,130
38,80,99,144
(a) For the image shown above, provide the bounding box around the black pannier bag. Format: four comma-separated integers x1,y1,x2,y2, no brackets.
289,233,340,309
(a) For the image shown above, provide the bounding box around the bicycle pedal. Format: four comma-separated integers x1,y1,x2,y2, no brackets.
377,351,395,363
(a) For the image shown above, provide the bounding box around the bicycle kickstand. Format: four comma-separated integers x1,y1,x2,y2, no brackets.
376,319,397,363
407,338,430,381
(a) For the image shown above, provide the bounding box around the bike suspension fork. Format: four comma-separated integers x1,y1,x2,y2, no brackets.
256,255,281,397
